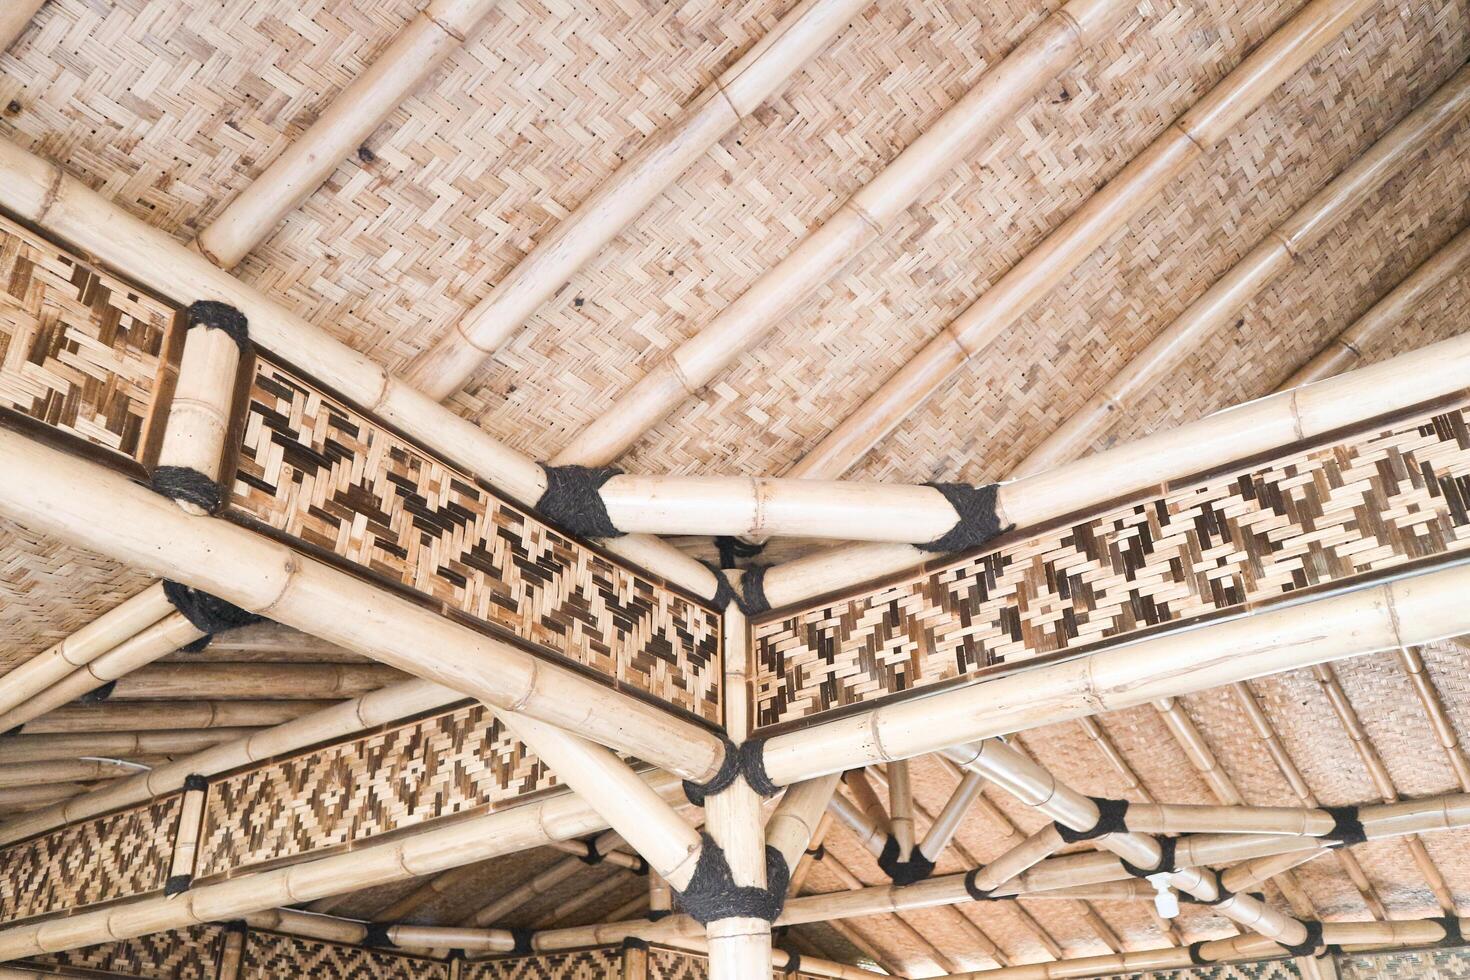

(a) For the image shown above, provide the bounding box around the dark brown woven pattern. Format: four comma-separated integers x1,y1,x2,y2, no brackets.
0,794,180,922
194,702,560,878
463,947,622,979
0,211,176,468
754,397,1470,730
226,355,721,722
242,931,449,979
1338,945,1470,978
23,924,224,979
1119,964,1301,979
647,947,709,980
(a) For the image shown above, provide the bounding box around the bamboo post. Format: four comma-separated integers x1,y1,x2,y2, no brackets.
195,0,502,268
152,304,245,515
0,0,44,51
548,0,1134,467
757,556,1470,787
216,926,244,980
0,427,728,783
887,759,916,860
0,135,718,604
1014,64,1470,477
0,584,172,718
404,0,871,398
648,872,673,916
167,779,207,894
785,0,1378,487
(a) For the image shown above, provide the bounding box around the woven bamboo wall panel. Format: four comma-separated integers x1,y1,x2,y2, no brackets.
225,356,720,723
242,931,450,979
0,794,180,922
754,397,1470,729
194,702,557,878
463,947,623,979
1339,945,1470,978
22,924,224,979
1119,963,1300,979
0,211,176,469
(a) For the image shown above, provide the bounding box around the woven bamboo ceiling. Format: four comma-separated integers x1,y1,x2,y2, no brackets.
1,0,1468,975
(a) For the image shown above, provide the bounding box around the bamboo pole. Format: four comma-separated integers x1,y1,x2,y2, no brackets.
0,770,685,961
547,0,1134,467
826,919,909,978
828,789,887,856
0,0,44,51
919,768,985,861
1284,223,1470,387
404,0,871,398
13,700,333,735
0,584,172,718
246,908,518,953
1398,646,1470,792
784,0,1378,489
1220,850,1324,895
887,759,916,860
0,136,718,603
102,662,403,700
1014,64,1470,476
767,774,843,872
788,811,833,897
196,0,502,268
531,871,634,928
466,852,592,926
154,311,244,514
0,757,158,789
0,728,255,765
373,863,487,923
758,556,1470,787
0,427,727,783
0,784,88,810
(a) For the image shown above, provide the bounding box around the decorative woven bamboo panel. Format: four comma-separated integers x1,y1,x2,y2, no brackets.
1120,963,1301,979
754,397,1470,730
0,794,180,922
22,924,224,979
241,931,451,979
194,701,562,878
225,356,720,723
1339,945,1470,978
0,211,177,471
463,947,623,979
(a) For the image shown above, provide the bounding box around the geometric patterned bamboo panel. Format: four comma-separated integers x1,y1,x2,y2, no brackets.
1119,963,1301,979
21,924,225,979
754,396,1470,731
0,793,181,923
0,211,178,472
225,355,721,723
1338,945,1470,978
644,945,822,980
241,931,450,980
194,701,565,879
463,947,623,979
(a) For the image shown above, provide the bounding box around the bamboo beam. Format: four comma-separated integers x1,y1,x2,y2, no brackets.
768,774,843,872
918,768,985,862
1398,647,1470,792
0,758,159,789
196,0,501,268
99,662,403,700
244,908,517,953
783,0,1377,490
547,0,1133,467
0,135,718,603
373,863,488,923
1015,64,1470,476
0,427,727,783
531,871,635,928
0,0,44,51
12,700,333,735
0,728,256,765
404,0,871,398
758,556,1470,787
466,834,624,926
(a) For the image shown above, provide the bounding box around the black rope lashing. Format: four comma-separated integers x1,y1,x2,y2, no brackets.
185,300,250,352
683,735,740,807
715,535,766,569
918,483,1011,553
536,464,624,539
646,909,673,921
702,562,771,617
631,854,651,876
1435,914,1464,948
150,466,224,515
183,773,208,793
674,835,789,925
361,923,394,948
1187,941,1210,966
1,725,20,738
963,868,1002,902
162,581,262,642
805,843,826,861
164,872,193,896
1053,797,1130,843
577,838,605,865
509,927,535,956
622,937,651,951
778,949,802,975
1279,920,1327,958
1120,836,1178,879
740,737,780,797
1322,805,1366,848
80,680,116,704
877,835,935,886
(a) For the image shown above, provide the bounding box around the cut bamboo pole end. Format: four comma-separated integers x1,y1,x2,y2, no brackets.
155,318,243,515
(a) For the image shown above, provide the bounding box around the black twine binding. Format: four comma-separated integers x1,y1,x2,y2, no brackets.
1188,941,1209,966
715,535,766,570
510,928,535,956
150,466,224,515
183,773,207,793
1279,920,1326,958
1435,914,1464,948
164,873,192,896
674,835,789,925
918,483,1011,553
683,736,740,806
805,843,826,861
536,465,624,538
778,950,802,975
1323,805,1366,847
964,868,1001,902
80,680,116,704
1120,837,1178,879
740,737,779,797
185,301,250,352
702,563,771,617
622,937,651,951
362,923,393,948
877,835,935,886
646,910,672,921
577,838,605,865
1054,797,1130,843
162,581,262,638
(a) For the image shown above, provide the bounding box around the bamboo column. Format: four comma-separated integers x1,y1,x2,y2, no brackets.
785,0,1379,486
0,0,44,51
546,0,1134,467
195,0,502,268
1013,64,1470,477
0,427,728,783
404,0,871,398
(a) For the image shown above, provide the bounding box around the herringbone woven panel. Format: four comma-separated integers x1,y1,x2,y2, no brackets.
463,947,622,979
227,355,722,721
754,396,1470,729
243,931,451,979
0,794,180,922
194,701,566,878
22,924,224,979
